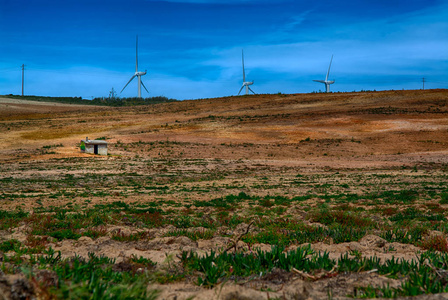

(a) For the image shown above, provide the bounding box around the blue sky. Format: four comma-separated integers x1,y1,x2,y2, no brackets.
0,0,447,100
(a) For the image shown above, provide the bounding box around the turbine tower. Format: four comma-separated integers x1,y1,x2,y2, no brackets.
238,50,255,95
313,55,335,93
121,36,149,98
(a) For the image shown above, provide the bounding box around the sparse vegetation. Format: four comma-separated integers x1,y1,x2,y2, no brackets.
1,90,448,298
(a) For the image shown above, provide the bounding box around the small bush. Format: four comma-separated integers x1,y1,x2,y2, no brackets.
439,193,448,204
49,229,82,241
259,199,274,208
111,230,151,242
421,235,448,252
165,229,215,241
0,239,22,252
309,208,375,229
83,226,108,239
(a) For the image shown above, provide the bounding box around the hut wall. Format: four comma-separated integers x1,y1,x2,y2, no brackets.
98,144,107,155
85,144,95,154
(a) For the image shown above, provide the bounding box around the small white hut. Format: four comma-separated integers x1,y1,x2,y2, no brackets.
80,137,107,155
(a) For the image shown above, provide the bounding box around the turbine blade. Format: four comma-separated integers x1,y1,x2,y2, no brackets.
248,87,256,95
313,80,326,83
326,54,333,81
238,85,244,95
136,35,139,72
141,79,149,94
121,75,136,93
242,49,245,82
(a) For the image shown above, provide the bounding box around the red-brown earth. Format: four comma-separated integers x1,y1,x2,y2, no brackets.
0,90,448,299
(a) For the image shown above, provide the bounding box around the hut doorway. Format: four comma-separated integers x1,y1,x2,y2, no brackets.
94,145,98,154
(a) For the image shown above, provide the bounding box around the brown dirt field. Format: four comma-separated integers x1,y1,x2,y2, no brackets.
1,90,448,299
2,90,448,162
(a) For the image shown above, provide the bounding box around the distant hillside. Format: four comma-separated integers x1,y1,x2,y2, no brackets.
91,96,177,106
2,95,177,107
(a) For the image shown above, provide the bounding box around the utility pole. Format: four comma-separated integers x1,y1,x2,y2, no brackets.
422,77,425,90
21,64,25,96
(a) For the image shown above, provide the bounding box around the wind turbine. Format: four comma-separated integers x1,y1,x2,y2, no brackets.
238,50,255,95
121,36,149,98
313,55,335,93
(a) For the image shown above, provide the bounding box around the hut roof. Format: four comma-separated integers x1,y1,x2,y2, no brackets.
81,139,107,145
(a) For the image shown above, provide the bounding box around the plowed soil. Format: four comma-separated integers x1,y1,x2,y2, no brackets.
1,89,448,299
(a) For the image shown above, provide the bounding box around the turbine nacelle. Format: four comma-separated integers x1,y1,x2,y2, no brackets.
243,81,254,86
313,80,334,84
135,71,147,76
